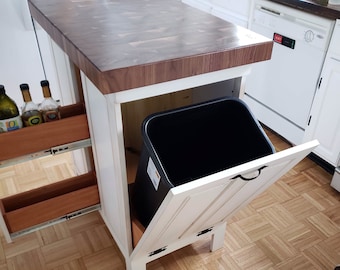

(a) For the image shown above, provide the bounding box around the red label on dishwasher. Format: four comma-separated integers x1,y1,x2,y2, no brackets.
273,33,283,44
273,33,295,49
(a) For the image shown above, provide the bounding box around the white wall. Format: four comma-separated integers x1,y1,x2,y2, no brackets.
0,0,61,110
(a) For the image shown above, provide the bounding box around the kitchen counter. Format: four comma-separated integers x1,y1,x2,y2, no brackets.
270,0,340,19
28,0,272,95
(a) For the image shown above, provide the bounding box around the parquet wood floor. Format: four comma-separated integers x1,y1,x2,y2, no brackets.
0,128,339,269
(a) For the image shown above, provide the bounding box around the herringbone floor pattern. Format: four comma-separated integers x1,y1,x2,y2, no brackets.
0,128,339,269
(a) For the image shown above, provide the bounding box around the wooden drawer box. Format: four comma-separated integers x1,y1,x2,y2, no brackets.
0,103,89,161
0,172,99,233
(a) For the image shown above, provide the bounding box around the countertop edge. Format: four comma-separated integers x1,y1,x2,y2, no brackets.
269,0,340,20
28,1,273,95
98,42,273,95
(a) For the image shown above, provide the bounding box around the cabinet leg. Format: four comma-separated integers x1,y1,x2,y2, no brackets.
210,222,226,252
0,213,12,243
128,259,147,270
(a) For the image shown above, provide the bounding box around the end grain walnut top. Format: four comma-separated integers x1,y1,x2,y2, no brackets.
28,0,272,94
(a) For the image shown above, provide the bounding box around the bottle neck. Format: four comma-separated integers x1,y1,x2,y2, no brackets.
42,86,52,98
22,90,32,102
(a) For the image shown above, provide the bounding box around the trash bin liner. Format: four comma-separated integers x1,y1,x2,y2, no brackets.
132,97,275,227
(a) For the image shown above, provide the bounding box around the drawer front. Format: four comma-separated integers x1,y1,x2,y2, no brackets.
131,140,318,259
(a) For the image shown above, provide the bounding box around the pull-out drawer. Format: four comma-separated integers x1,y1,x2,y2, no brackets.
0,171,99,234
0,103,89,163
129,140,318,270
0,103,99,241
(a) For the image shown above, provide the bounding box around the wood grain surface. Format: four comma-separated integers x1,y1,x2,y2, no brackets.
28,0,273,94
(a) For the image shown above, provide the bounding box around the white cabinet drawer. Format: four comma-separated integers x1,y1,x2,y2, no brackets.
130,140,318,266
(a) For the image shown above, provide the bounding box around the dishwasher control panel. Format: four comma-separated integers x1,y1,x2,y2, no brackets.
273,32,295,49
253,0,334,50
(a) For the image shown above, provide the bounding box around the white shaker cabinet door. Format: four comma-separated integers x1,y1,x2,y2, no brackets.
304,56,340,166
304,20,340,167
130,140,318,268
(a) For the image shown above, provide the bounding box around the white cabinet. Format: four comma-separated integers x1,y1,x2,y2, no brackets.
82,73,318,270
210,0,252,27
182,0,252,28
182,0,212,13
304,20,340,167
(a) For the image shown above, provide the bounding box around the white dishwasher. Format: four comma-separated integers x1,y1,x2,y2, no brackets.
243,0,334,145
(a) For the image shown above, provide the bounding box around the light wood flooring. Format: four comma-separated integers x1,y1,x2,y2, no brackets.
0,128,339,269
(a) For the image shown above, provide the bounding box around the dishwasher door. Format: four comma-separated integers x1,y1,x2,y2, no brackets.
244,0,334,145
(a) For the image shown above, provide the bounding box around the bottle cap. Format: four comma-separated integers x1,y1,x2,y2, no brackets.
20,83,29,91
40,80,49,87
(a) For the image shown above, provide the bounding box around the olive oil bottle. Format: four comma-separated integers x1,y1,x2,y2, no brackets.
20,83,43,126
0,85,23,132
39,80,60,122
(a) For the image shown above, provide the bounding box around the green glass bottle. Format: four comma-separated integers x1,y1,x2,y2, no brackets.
0,85,23,132
20,83,43,127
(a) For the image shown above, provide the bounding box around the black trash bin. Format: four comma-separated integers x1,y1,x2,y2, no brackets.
132,97,275,228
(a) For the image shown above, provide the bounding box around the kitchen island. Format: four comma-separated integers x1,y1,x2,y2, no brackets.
27,0,273,268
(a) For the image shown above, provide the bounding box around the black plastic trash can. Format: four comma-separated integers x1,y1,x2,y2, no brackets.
132,97,275,227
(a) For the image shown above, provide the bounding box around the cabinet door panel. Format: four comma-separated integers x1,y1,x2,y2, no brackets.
131,140,318,261
304,57,340,166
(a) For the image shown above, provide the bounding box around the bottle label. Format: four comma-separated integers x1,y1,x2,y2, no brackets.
0,116,23,132
26,115,43,126
43,110,60,122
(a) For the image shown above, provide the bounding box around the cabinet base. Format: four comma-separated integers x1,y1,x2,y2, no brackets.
331,167,340,192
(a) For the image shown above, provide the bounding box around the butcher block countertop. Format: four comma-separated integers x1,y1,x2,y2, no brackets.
270,0,340,19
28,0,272,95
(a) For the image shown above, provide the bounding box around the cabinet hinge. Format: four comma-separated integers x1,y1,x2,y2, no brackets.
308,115,312,126
149,246,167,257
318,77,323,89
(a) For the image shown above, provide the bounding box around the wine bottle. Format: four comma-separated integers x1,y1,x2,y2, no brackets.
0,85,23,132
39,80,60,122
20,83,43,126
